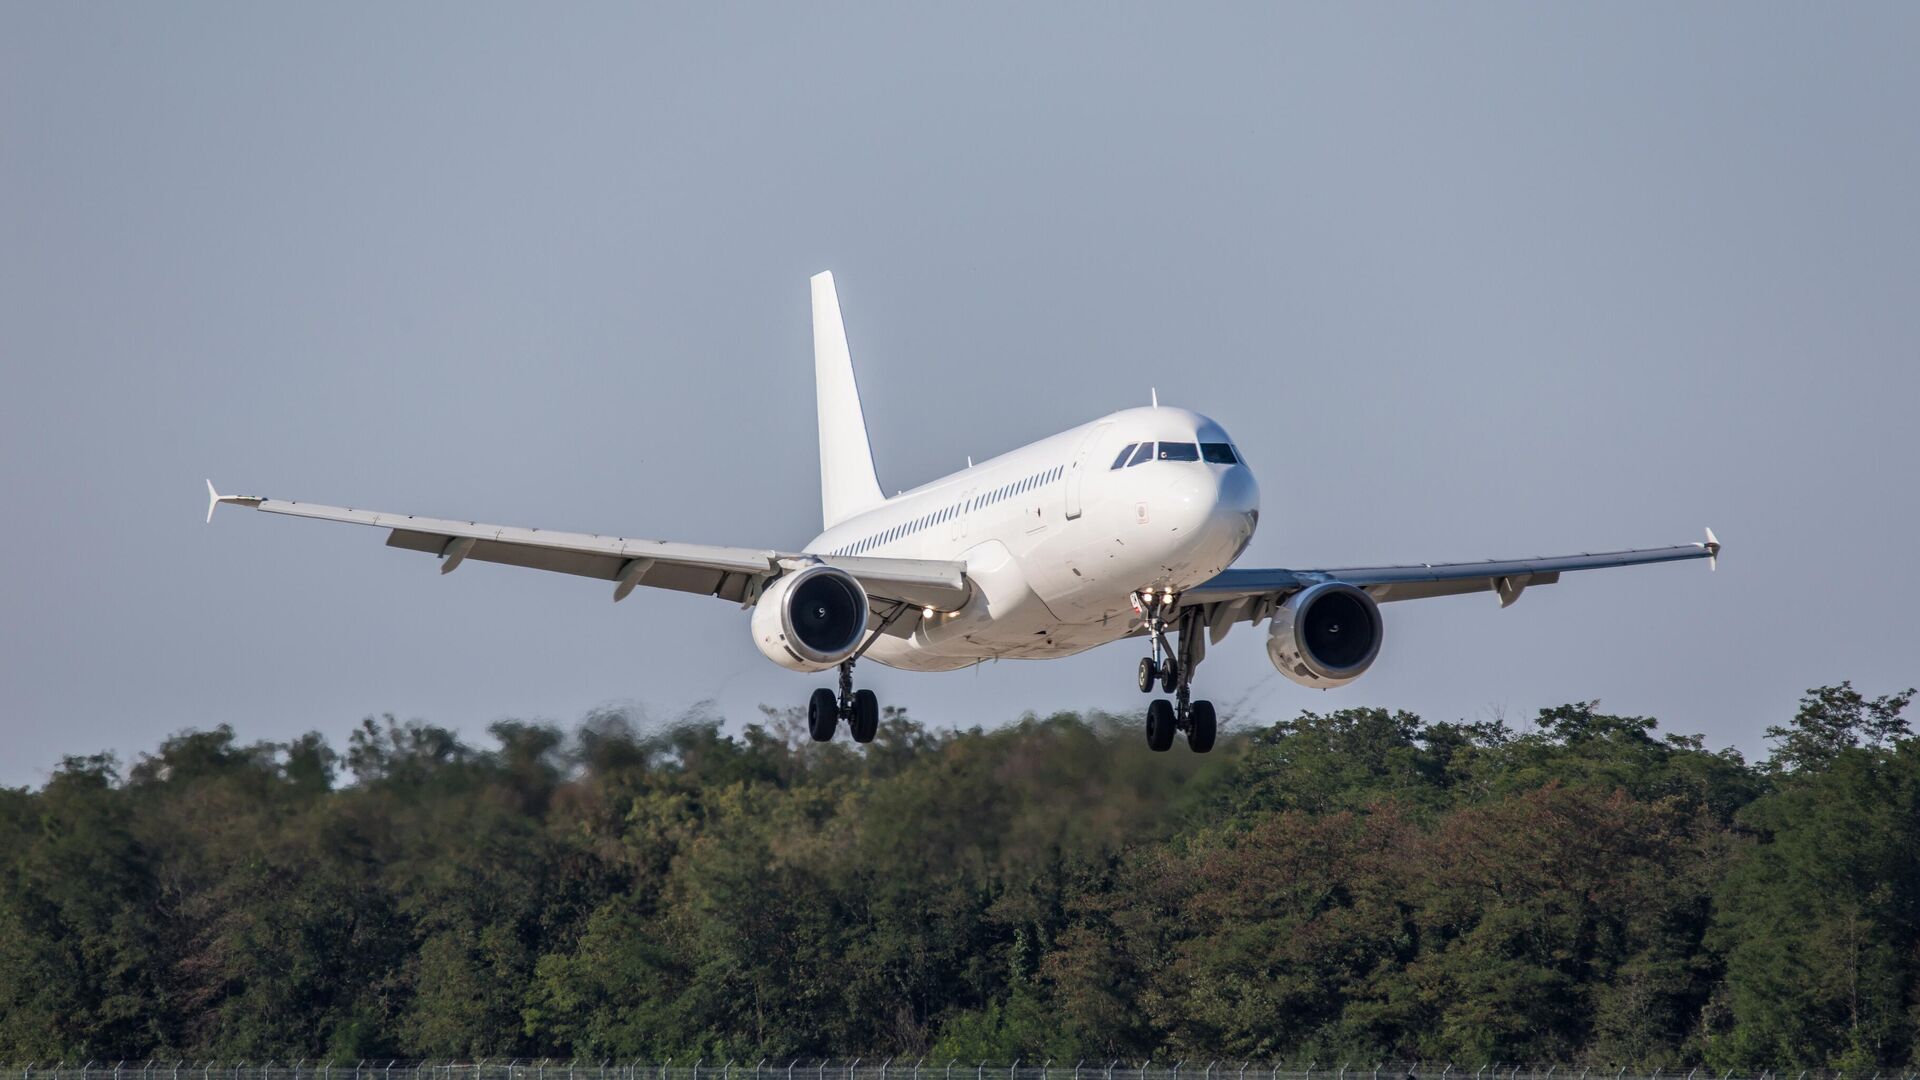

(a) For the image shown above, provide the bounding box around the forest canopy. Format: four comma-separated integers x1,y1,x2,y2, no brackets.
1,684,1915,1070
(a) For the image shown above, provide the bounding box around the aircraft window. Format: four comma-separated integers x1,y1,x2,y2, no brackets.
1158,442,1200,462
1127,442,1154,467
1111,444,1136,469
1201,442,1238,464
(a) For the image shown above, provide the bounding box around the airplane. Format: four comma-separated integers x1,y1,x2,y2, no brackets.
208,271,1721,753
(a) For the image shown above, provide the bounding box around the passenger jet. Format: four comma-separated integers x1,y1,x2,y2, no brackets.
208,272,1720,752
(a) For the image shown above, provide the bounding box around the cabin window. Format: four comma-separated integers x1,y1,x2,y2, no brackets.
1201,442,1238,464
1158,442,1200,462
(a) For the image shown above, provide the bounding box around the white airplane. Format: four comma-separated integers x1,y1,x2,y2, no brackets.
208,271,1721,753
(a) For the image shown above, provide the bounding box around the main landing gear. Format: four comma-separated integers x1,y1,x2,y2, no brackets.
807,659,880,744
1133,590,1217,754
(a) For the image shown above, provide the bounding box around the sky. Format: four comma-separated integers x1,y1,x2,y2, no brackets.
3,4,1917,787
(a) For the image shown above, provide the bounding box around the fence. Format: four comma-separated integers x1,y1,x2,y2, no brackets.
1,1063,1898,1080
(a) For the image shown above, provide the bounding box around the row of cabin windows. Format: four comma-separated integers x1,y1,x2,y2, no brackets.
833,464,1066,556
1110,441,1239,469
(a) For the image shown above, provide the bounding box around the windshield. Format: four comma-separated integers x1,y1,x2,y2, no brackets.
1157,442,1199,462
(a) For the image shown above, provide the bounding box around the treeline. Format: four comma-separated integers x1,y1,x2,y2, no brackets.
1,685,1917,1069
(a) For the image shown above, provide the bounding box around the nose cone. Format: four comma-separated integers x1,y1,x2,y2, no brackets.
1161,463,1261,566
1218,462,1260,518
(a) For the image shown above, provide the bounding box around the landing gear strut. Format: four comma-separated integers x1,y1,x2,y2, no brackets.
1133,590,1216,754
809,659,879,744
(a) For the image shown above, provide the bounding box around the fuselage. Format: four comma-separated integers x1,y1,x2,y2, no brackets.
803,406,1260,670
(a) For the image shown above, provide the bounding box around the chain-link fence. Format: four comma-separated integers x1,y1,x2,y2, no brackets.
0,1063,1894,1080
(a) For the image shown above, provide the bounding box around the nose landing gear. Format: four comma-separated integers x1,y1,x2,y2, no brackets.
807,659,880,744
1132,590,1217,754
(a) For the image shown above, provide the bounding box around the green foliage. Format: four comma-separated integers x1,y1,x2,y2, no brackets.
0,688,1912,1067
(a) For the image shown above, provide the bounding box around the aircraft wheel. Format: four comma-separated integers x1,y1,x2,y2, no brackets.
850,688,880,744
1187,699,1217,753
807,688,839,743
1145,699,1176,752
1160,658,1181,694
1137,657,1158,693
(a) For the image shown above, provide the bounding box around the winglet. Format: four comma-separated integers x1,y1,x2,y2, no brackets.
205,480,264,523
1700,526,1721,571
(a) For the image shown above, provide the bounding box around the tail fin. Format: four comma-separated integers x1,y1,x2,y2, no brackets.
811,271,887,529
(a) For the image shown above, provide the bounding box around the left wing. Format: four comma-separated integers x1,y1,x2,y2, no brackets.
205,482,970,632
1179,530,1720,642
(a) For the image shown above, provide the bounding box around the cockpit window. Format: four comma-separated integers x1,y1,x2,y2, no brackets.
1110,443,1137,469
1126,442,1155,467
1201,442,1238,464
1157,442,1199,462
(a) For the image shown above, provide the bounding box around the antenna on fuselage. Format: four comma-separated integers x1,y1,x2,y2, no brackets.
1151,387,1158,408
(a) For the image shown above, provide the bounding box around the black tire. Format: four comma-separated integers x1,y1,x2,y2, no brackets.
850,688,880,744
1187,699,1217,753
807,688,838,742
1137,657,1158,694
1145,699,1176,752
1160,658,1180,694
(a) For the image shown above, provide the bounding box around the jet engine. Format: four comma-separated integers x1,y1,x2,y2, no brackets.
1267,582,1383,689
751,565,871,672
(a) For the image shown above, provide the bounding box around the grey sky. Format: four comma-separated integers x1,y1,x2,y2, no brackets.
3,5,1916,786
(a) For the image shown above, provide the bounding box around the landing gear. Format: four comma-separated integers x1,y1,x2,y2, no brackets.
1134,591,1216,754
809,660,881,744
1145,699,1176,752
850,688,879,744
807,687,838,742
1187,699,1217,753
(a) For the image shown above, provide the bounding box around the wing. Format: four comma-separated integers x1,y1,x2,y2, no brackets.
205,482,969,634
1179,530,1720,642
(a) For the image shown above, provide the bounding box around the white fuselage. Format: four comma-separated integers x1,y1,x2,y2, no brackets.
803,406,1260,671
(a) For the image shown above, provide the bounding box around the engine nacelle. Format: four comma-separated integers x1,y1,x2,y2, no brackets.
1267,582,1384,689
751,565,871,672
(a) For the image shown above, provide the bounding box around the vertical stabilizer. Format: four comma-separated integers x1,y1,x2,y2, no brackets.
811,271,888,529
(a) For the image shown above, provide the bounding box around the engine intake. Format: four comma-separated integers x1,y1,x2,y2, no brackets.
1267,582,1383,689
751,565,871,672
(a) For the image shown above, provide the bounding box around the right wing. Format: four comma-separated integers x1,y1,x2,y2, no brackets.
1180,530,1720,641
206,482,970,631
